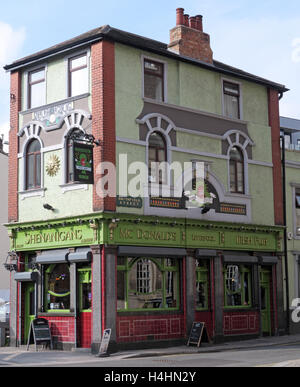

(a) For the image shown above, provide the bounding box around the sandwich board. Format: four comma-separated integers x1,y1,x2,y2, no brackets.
96,328,111,357
26,318,53,351
187,322,210,347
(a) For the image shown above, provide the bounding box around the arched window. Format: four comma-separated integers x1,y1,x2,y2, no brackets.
148,132,167,184
229,146,244,194
66,129,84,183
26,139,41,190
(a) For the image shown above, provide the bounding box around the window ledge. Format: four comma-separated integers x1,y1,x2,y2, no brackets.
59,183,88,193
19,188,46,200
39,312,75,317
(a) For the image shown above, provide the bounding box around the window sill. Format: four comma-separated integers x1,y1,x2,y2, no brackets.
39,312,75,317
59,183,88,193
19,188,46,200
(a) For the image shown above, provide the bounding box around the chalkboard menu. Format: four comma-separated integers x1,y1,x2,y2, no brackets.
27,318,53,351
187,322,210,347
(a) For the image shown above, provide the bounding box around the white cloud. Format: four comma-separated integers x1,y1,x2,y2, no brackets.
0,22,26,89
0,22,26,64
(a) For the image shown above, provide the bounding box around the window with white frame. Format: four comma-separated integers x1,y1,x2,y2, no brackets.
148,131,168,184
143,59,165,102
223,81,241,120
27,67,46,109
68,53,89,97
229,146,245,194
26,139,41,190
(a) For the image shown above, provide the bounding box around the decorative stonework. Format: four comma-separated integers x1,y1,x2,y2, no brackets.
46,154,60,177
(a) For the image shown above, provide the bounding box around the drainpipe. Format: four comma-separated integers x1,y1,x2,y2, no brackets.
74,263,77,349
280,133,290,334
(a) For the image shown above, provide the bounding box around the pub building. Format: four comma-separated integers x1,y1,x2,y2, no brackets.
4,8,287,352
7,213,284,351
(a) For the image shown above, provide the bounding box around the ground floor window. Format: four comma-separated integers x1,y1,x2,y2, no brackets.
117,257,180,311
45,264,70,311
224,264,252,308
195,259,210,310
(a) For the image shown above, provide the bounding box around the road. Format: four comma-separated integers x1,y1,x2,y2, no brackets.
1,342,300,368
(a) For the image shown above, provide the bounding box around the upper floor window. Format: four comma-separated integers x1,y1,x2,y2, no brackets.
65,128,85,184
28,68,46,109
223,81,240,120
68,53,88,97
148,131,167,184
26,139,41,190
144,59,165,102
229,146,244,194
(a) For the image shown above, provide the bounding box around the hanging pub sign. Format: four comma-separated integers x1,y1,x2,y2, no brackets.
73,142,94,184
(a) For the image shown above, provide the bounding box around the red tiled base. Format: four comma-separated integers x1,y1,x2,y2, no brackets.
117,313,185,343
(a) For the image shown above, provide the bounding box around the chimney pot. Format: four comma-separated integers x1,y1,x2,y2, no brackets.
176,8,185,26
184,14,189,27
189,16,197,29
195,15,203,31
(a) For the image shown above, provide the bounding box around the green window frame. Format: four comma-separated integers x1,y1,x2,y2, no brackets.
117,257,180,312
44,263,71,313
195,259,209,310
224,264,252,308
78,267,92,312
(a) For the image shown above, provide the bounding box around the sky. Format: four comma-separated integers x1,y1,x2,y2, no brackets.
0,0,300,152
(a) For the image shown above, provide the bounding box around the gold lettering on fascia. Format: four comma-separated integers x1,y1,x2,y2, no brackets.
25,230,83,245
191,234,216,242
119,228,177,242
236,236,268,247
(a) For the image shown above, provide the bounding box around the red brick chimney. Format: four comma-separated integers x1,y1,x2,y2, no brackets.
168,8,213,64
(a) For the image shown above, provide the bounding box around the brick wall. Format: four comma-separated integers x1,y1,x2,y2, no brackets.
168,9,213,64
91,40,116,212
8,71,21,223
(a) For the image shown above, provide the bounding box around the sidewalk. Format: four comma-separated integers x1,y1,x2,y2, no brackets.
1,333,300,364
118,333,300,359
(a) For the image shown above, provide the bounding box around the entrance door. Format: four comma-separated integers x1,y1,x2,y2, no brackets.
24,283,36,344
260,269,271,335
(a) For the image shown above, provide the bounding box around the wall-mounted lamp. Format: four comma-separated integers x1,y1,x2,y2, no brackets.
201,206,210,215
43,203,55,211
10,93,16,102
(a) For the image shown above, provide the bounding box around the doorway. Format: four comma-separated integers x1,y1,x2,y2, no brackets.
24,283,36,343
260,268,272,335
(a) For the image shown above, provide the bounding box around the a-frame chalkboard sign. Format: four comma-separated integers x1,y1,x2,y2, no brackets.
187,322,211,347
26,318,53,351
